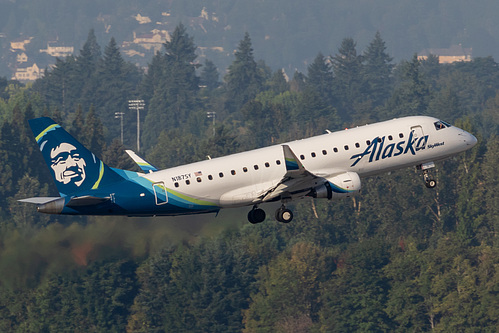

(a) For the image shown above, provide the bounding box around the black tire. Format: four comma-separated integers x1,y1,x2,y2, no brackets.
248,208,266,223
425,179,437,189
275,208,293,223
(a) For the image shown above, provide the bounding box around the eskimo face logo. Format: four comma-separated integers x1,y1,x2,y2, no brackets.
50,143,87,186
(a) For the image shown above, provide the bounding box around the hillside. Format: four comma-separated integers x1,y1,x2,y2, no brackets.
2,0,499,78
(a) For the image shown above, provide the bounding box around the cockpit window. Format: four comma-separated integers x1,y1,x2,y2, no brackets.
434,120,451,130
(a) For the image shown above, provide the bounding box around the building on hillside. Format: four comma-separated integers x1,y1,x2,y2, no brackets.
122,30,170,55
40,42,74,57
11,63,43,81
418,45,472,64
10,36,33,51
16,52,28,63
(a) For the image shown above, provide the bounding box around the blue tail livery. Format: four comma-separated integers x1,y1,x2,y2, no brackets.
30,117,123,196
20,116,476,222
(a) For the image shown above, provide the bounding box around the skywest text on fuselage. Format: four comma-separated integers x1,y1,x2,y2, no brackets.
350,131,436,167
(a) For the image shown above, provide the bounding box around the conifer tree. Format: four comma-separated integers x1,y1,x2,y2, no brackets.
307,52,333,104
200,59,219,91
331,38,364,121
143,23,200,148
83,105,106,157
78,29,101,80
225,32,263,113
362,32,393,108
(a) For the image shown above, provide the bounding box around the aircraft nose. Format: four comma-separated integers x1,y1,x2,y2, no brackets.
461,131,477,147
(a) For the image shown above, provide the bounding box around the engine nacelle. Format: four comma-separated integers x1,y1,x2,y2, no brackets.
310,171,361,200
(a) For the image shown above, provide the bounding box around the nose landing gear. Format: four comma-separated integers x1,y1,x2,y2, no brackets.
417,162,437,189
423,171,437,188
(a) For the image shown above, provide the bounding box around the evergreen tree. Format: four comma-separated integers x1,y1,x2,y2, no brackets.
362,32,393,108
331,38,364,121
306,52,333,105
384,54,430,119
225,32,263,113
69,104,85,138
200,59,219,91
78,29,101,80
143,23,200,148
82,105,106,157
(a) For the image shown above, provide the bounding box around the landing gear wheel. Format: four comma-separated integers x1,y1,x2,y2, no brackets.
425,179,437,189
275,206,293,223
248,207,266,224
423,170,437,189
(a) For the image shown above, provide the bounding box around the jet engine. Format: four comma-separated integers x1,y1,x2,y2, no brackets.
309,171,361,200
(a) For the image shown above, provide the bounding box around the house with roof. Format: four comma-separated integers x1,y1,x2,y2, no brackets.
418,44,472,64
131,29,170,52
11,63,43,82
16,52,28,63
10,36,33,51
40,42,74,57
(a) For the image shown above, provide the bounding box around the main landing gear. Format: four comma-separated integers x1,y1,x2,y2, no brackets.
417,162,437,189
275,205,293,223
248,206,266,224
247,205,294,224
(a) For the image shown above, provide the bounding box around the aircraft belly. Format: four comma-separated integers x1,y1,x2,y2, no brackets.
219,180,277,207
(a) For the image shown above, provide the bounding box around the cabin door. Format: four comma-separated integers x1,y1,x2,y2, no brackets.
411,125,424,139
153,182,168,205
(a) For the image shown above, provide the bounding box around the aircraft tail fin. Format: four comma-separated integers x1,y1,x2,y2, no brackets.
29,117,124,196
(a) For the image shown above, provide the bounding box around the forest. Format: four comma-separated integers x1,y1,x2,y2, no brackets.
0,25,498,332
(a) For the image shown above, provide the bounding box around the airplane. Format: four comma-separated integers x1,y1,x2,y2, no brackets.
20,116,477,223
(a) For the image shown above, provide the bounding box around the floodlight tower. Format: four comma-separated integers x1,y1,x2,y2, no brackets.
128,99,145,152
207,111,216,137
114,112,125,143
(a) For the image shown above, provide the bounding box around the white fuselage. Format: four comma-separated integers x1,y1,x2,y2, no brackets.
139,116,476,208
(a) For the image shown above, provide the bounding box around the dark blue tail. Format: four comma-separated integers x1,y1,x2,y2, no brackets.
29,117,123,196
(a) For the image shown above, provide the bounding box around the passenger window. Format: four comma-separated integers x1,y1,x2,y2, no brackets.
265,162,270,167
254,165,259,170
333,147,338,153
174,182,179,188
219,172,224,178
231,170,236,175
344,145,349,151
276,160,281,165
388,135,393,140
355,143,360,148
366,140,371,145
399,133,404,138
243,167,248,172
208,175,213,180
311,152,316,158
377,137,382,143
186,180,190,185
197,177,202,182
322,150,327,155
300,154,305,160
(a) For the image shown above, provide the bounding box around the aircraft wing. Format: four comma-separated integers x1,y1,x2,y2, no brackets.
259,145,321,202
125,150,158,172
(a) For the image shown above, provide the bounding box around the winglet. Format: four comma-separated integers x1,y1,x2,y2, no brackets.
125,150,158,172
282,145,305,175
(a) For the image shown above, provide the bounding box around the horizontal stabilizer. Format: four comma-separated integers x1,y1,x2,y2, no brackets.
125,150,158,172
18,197,61,205
66,196,111,207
